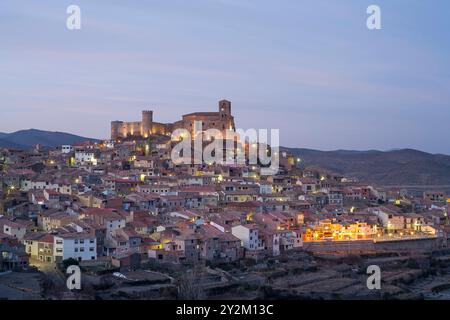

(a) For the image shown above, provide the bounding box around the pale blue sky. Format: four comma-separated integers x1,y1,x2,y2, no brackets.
1,0,449,153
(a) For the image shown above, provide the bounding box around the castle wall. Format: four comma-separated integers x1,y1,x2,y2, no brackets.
124,122,141,137
151,122,170,136
111,121,123,140
175,115,230,136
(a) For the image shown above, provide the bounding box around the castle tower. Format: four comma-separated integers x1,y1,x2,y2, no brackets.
141,110,153,137
219,100,231,116
219,100,235,131
111,121,123,140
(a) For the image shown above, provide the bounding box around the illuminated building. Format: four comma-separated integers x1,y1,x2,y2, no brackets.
111,99,235,140
303,219,377,241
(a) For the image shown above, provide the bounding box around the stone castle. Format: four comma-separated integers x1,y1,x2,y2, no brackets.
111,100,236,140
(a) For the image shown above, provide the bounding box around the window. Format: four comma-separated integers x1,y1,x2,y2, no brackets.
80,248,85,252
79,239,84,244
89,239,95,244
75,248,79,252
89,247,94,252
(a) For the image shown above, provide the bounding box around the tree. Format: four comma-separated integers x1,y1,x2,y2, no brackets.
61,258,79,271
176,268,204,300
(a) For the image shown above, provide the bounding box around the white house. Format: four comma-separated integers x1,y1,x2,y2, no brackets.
231,224,263,251
61,145,74,154
371,207,405,231
53,233,97,262
103,214,126,236
21,179,72,195
258,183,273,195
21,179,58,192
134,157,154,169
75,151,98,166
0,219,27,240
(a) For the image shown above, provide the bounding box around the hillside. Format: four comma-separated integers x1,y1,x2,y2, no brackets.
284,147,450,186
0,129,99,150
0,138,28,149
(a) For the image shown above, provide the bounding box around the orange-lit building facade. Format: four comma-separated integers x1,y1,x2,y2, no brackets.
303,219,377,241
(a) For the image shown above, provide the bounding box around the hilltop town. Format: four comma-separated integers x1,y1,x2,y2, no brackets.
1,100,450,300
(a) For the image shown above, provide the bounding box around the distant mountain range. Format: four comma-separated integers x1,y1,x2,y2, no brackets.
1,129,449,187
0,129,100,150
284,147,450,186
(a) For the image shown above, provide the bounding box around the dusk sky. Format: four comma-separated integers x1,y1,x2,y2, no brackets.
1,0,449,153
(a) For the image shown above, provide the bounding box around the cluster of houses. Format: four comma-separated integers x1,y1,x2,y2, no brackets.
1,138,449,271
